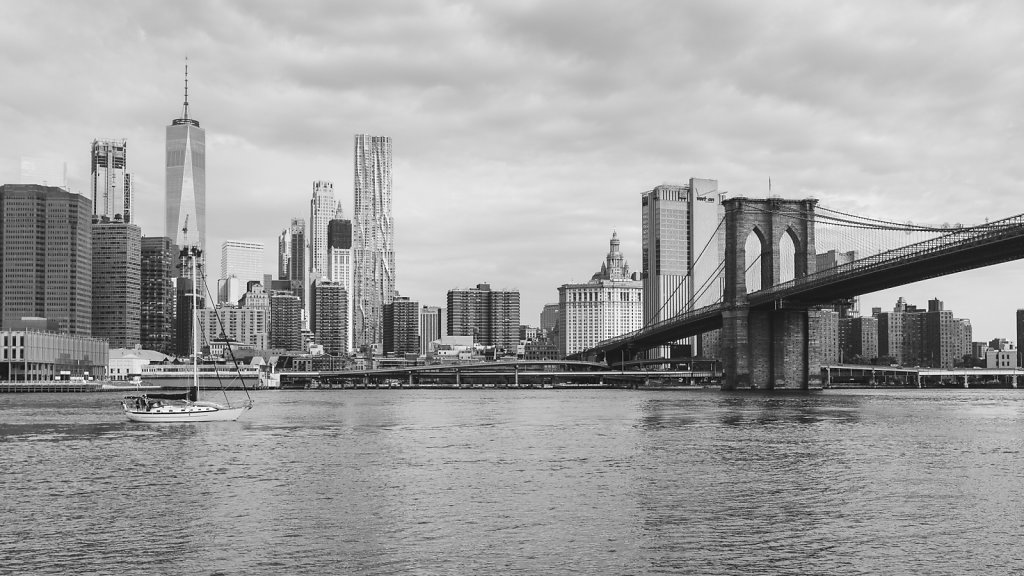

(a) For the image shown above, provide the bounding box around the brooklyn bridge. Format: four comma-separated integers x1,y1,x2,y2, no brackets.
568,197,1024,390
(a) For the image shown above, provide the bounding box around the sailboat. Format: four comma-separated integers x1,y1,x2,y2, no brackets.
121,230,253,422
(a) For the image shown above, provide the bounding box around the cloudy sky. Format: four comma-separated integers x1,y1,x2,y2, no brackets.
2,0,1023,341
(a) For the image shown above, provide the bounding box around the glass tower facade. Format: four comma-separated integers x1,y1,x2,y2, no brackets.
165,67,206,252
641,178,724,358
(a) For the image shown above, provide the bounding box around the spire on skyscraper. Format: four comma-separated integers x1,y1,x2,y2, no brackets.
173,58,200,128
182,57,190,121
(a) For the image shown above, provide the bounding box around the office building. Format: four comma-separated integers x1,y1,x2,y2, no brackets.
312,279,349,356
447,283,520,352
0,330,108,381
92,216,142,348
0,185,92,335
641,178,724,358
557,232,643,358
165,64,206,252
352,134,395,350
91,139,132,223
173,274,204,357
540,303,559,337
141,237,177,355
309,181,335,281
384,296,419,356
220,241,264,304
197,305,267,351
327,217,354,351
420,306,446,355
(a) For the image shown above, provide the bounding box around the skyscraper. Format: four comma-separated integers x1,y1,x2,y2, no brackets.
91,139,132,222
309,180,335,281
92,215,142,348
641,178,724,358
327,217,353,352
0,185,92,335
287,218,306,284
219,241,264,304
353,134,395,350
165,63,206,252
174,274,204,357
141,236,177,354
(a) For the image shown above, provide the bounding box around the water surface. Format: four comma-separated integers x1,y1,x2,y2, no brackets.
2,388,1023,575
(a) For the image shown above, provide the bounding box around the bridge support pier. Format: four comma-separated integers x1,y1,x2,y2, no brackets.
722,305,822,391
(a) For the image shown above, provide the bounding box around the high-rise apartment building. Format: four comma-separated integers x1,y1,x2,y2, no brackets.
384,296,419,356
558,232,643,358
91,139,132,223
141,237,177,354
165,64,206,252
873,297,969,369
311,279,349,356
420,306,446,355
219,241,264,304
447,283,520,352
353,134,395,350
270,293,302,351
92,216,141,348
641,178,724,358
838,316,878,363
0,185,92,335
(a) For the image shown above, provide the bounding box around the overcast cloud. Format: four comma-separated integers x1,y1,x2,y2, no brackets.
2,0,1023,340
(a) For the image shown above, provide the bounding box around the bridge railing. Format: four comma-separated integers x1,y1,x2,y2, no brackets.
752,212,1024,303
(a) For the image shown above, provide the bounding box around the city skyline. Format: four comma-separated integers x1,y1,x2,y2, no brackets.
2,2,1024,341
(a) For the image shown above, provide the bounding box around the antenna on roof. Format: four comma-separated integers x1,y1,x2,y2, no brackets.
182,57,190,120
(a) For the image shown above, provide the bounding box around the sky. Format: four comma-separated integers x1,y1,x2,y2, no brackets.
2,0,1023,342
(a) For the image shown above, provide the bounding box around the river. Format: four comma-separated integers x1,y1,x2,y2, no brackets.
2,388,1023,575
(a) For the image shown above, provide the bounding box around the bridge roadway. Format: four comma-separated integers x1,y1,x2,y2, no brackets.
273,360,723,388
574,212,1024,359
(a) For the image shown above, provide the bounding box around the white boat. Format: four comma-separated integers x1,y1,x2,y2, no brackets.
121,236,253,423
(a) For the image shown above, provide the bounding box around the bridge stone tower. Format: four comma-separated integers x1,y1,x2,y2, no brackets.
722,198,822,390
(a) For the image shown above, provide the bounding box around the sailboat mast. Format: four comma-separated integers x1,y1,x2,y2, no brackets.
192,246,199,397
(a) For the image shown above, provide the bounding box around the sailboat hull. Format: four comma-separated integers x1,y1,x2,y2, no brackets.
123,403,250,423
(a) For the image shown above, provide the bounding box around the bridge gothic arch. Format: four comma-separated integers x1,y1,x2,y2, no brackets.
722,198,821,390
